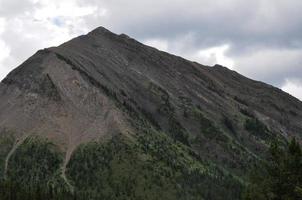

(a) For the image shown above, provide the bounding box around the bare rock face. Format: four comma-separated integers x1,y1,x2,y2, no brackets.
0,26,302,181
0,33,130,151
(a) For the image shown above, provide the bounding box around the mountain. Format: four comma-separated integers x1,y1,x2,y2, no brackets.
0,27,301,200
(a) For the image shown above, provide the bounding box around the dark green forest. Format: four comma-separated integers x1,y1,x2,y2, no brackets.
244,138,302,200
0,130,243,200
1,135,300,200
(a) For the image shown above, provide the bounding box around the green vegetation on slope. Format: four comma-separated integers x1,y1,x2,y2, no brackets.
0,130,243,200
0,133,14,179
67,129,243,200
6,136,64,186
245,118,271,141
0,136,72,200
244,138,302,200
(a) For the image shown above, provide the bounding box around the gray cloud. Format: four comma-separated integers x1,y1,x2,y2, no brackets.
0,0,36,17
83,0,302,49
233,48,302,85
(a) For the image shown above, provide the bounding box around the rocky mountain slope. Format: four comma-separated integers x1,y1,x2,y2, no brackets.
0,27,301,200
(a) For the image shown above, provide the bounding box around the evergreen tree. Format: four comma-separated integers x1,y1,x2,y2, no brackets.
244,138,302,200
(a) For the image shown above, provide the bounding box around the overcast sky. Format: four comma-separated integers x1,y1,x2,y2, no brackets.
0,0,302,100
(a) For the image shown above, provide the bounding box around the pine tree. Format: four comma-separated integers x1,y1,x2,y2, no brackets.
244,138,302,200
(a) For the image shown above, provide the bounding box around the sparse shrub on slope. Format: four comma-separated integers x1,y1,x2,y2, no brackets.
244,118,271,141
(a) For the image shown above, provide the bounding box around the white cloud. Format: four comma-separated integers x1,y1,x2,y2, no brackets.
0,18,6,34
0,40,11,80
0,0,107,81
233,48,302,85
193,44,234,68
33,0,98,19
144,39,168,51
0,17,10,80
0,40,10,63
282,79,302,100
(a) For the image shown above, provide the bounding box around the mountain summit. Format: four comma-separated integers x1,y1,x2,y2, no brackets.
0,27,301,199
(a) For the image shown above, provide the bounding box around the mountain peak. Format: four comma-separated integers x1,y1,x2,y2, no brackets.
89,26,112,34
